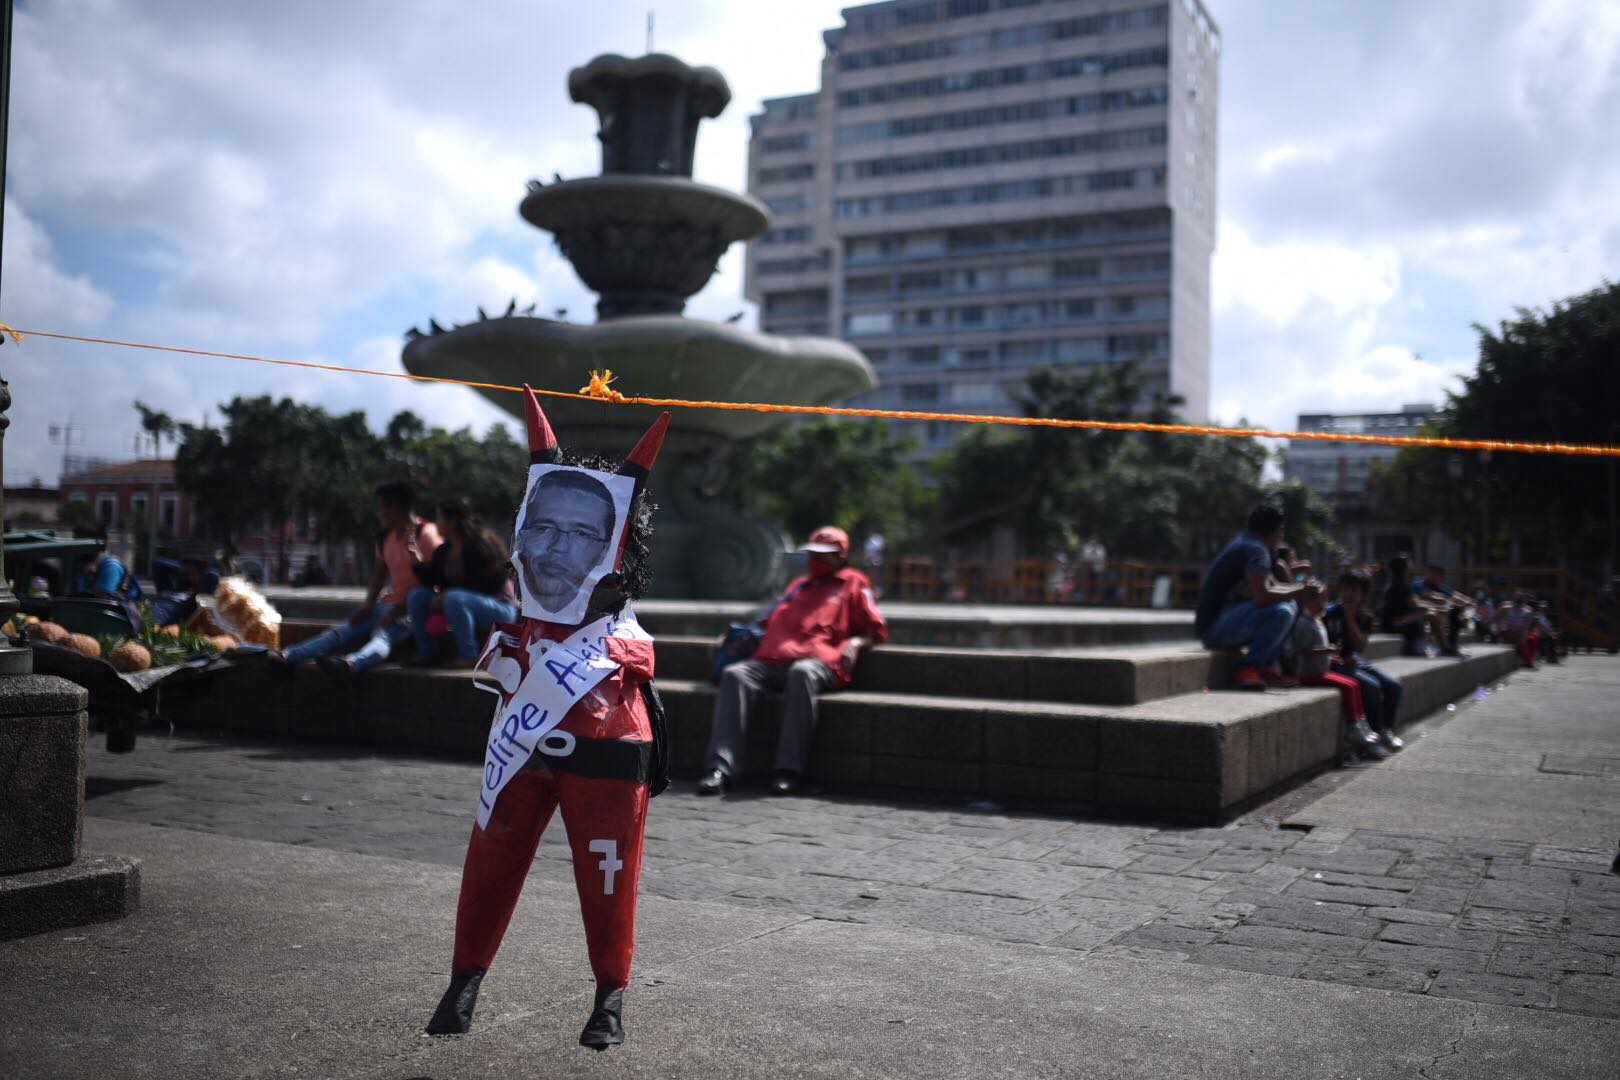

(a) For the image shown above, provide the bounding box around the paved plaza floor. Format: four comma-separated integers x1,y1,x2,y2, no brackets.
2,657,1618,1076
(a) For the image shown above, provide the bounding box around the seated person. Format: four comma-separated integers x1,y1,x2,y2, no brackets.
294,554,331,588
1380,555,1455,656
72,542,145,630
1292,587,1387,760
1194,504,1316,690
1534,600,1561,665
147,557,220,628
697,526,887,796
273,480,441,674
1417,564,1471,657
1493,592,1539,667
407,497,518,669
1325,567,1405,751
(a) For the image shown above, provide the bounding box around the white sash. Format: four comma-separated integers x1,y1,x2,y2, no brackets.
472,608,651,828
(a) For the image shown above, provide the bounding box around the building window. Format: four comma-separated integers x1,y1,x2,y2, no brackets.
96,493,118,526
951,381,999,405
765,195,808,214
130,493,149,521
758,163,815,184
905,347,942,366
902,383,942,404
761,133,813,153
1000,341,1047,364
159,494,180,532
760,225,812,245
847,311,895,336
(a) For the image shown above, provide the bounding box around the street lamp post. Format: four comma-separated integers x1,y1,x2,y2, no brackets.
0,0,32,675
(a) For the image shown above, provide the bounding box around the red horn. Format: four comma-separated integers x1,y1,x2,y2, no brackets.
618,411,671,480
524,385,558,463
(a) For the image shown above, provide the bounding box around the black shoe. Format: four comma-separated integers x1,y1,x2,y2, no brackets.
1358,741,1392,761
315,654,355,679
580,984,624,1051
425,969,484,1035
695,768,729,795
1441,648,1469,660
1378,728,1405,752
769,770,801,796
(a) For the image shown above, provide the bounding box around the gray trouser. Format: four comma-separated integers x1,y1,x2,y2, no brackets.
705,658,839,778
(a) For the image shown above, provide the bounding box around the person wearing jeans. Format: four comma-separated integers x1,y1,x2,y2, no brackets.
407,497,518,667
1193,503,1320,690
697,525,887,796
275,479,441,675
1325,567,1406,752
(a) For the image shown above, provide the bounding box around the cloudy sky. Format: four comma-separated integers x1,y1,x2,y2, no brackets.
4,0,1617,485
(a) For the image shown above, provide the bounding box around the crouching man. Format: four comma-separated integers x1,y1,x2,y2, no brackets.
697,526,887,796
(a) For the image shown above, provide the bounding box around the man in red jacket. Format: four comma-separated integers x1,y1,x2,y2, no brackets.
697,525,887,796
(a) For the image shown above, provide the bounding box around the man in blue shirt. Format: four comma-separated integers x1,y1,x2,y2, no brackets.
1194,504,1320,690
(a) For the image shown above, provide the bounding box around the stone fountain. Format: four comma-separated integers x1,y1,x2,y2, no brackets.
403,53,873,598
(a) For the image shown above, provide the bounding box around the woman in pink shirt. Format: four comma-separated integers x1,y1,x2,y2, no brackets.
275,480,441,673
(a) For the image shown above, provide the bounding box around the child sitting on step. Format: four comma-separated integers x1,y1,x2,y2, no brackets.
1293,590,1389,761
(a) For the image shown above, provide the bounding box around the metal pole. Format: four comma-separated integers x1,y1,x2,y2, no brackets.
0,0,33,674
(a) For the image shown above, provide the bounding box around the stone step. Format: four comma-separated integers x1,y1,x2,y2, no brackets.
652,634,1410,705
265,589,1196,648
156,644,1518,822
279,622,1409,706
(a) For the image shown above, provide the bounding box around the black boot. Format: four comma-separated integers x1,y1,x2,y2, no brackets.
425,969,485,1035
579,984,625,1051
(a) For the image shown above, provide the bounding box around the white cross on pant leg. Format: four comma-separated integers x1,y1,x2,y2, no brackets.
589,839,623,895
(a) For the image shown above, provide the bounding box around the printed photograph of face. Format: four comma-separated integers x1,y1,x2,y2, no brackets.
511,465,634,624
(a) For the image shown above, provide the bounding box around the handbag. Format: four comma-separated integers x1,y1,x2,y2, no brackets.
710,622,765,684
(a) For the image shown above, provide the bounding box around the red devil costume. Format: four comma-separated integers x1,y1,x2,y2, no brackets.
427,389,671,1051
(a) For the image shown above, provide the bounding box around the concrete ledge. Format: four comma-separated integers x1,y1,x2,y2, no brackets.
157,646,1520,822
0,675,89,874
0,855,141,941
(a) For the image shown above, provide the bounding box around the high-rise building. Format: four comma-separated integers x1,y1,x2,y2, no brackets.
744,0,1220,456
1284,404,1464,566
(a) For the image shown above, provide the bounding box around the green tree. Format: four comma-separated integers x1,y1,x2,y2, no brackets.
1370,282,1620,571
738,417,933,551
935,361,1321,563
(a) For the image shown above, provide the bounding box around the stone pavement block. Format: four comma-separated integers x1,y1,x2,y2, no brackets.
1427,970,1554,1009
1298,957,1430,993
1089,942,1194,962
1486,862,1577,888
0,855,141,940
878,838,989,864
930,857,1108,901
1567,933,1620,958
1530,845,1614,872
1491,940,1610,978
1360,940,1491,974
1221,924,1367,957
1312,869,1415,892
1041,896,1163,946
1471,878,1569,915
1404,884,1472,914
807,849,948,887
1377,923,1498,952
1451,838,1533,859
1367,905,1454,926
1115,923,1218,953
1555,973,1620,1019
1193,943,1307,977
1199,851,1272,873
1039,845,1139,870
1345,831,1453,857
1281,847,1402,876
1124,853,1202,875
1067,874,1218,908
1456,907,1563,937
1286,879,1410,907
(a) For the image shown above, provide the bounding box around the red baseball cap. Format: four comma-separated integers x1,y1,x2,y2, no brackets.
802,525,849,557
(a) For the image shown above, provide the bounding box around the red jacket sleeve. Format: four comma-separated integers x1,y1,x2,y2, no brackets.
606,636,655,685
848,572,888,645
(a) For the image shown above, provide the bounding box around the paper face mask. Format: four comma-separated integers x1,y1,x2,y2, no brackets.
512,464,634,624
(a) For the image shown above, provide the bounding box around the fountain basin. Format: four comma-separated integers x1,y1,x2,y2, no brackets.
403,314,874,442
522,177,769,318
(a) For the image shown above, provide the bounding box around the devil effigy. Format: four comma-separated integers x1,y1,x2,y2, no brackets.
426,386,671,1050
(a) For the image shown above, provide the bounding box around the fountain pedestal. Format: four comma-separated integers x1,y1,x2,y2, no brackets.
403,53,872,598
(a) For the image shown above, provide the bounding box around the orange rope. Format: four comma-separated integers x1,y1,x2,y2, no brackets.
11,326,1620,458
